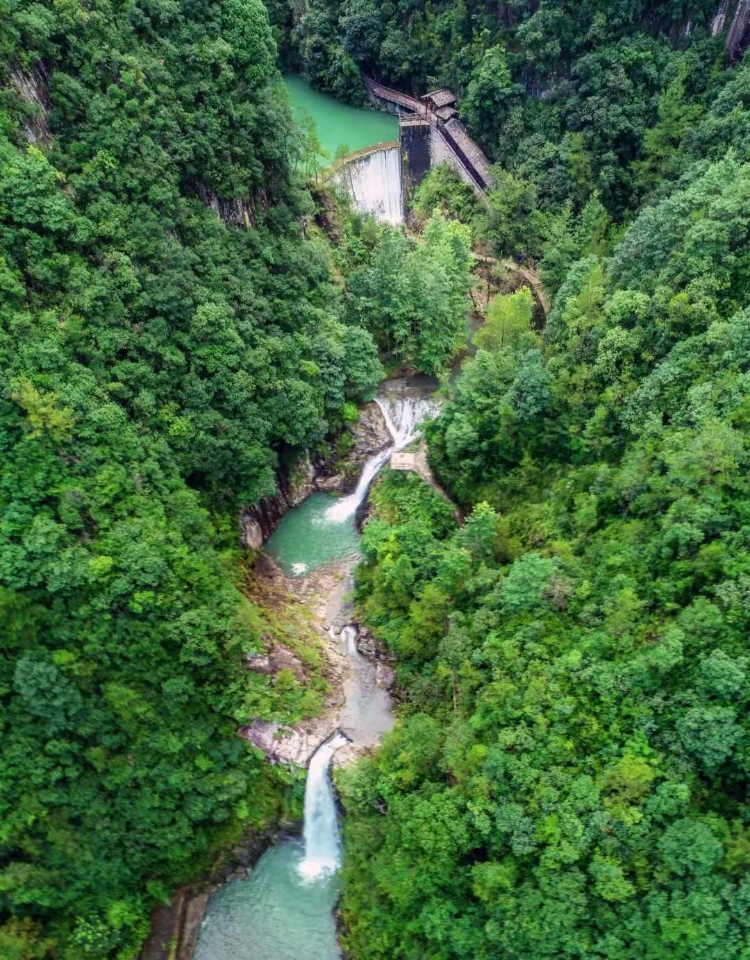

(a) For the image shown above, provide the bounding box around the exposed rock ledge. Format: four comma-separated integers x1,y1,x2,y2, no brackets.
239,717,338,767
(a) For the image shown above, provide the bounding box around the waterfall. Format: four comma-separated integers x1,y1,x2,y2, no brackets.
325,447,392,523
325,394,438,523
712,0,729,35
340,624,361,661
298,733,349,882
335,146,403,224
374,395,438,450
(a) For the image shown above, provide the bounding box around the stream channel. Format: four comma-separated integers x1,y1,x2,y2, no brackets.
193,380,438,960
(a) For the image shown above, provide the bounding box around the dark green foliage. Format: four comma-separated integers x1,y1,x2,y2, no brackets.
275,0,727,220
0,1,380,955
340,142,750,958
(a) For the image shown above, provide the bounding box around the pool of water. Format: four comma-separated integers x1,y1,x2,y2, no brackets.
193,841,341,960
265,493,361,576
195,382,439,960
283,75,398,166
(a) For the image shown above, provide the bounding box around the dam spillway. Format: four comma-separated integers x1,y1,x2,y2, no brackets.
334,144,404,224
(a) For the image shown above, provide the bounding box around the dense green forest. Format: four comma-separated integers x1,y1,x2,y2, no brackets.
5,0,750,957
0,1,386,956
334,6,750,958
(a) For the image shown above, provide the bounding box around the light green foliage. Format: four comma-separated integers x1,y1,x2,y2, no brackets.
348,213,473,374
340,119,750,959
474,288,535,352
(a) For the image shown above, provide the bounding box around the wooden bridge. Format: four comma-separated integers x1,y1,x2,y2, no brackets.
474,253,550,317
390,451,420,472
363,77,425,115
363,75,493,194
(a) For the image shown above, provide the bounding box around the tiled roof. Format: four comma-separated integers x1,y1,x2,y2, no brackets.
422,88,457,108
435,106,459,121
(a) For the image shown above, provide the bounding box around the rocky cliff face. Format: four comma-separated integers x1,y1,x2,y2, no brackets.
10,63,51,145
240,402,391,549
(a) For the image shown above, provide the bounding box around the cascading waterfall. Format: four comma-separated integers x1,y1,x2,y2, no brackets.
374,394,438,449
298,733,350,882
334,146,403,224
325,447,392,523
325,393,438,523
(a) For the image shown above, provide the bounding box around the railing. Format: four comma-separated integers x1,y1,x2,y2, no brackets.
363,76,425,114
435,125,487,191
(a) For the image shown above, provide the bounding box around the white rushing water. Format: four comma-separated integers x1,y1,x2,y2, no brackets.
298,733,350,882
375,394,438,449
335,146,403,224
340,624,360,660
325,393,438,523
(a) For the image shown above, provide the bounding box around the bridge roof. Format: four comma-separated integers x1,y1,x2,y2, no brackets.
422,88,457,108
435,106,459,121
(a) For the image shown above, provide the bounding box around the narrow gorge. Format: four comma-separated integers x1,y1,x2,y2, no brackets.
192,380,438,960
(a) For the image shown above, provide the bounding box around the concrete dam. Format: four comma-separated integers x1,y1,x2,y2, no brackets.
330,78,493,226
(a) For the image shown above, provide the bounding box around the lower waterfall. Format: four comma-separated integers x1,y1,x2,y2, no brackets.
298,733,350,881
334,146,403,224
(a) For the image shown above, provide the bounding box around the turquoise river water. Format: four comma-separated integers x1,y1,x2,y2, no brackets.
282,75,398,165
194,842,341,960
266,493,360,577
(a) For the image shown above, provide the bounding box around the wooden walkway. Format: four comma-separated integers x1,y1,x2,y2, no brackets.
434,124,487,192
363,77,425,115
474,253,550,317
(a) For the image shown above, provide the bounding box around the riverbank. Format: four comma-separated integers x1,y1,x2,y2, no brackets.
137,552,378,960
242,517,401,765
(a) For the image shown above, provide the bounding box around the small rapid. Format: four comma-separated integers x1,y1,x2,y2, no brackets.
375,394,437,449
298,733,350,882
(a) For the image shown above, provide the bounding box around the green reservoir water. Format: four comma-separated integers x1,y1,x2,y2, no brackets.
283,75,398,165
193,841,341,960
265,493,360,576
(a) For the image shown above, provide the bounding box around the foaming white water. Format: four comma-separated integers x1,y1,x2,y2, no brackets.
340,624,361,661
375,395,438,450
298,733,349,882
325,447,391,523
325,393,438,524
335,146,403,224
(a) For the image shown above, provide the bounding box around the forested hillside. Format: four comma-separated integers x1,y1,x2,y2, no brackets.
0,2,381,956
276,0,750,220
6,0,750,956
335,9,750,960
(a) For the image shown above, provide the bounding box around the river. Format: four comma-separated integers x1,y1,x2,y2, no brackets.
193,381,437,960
